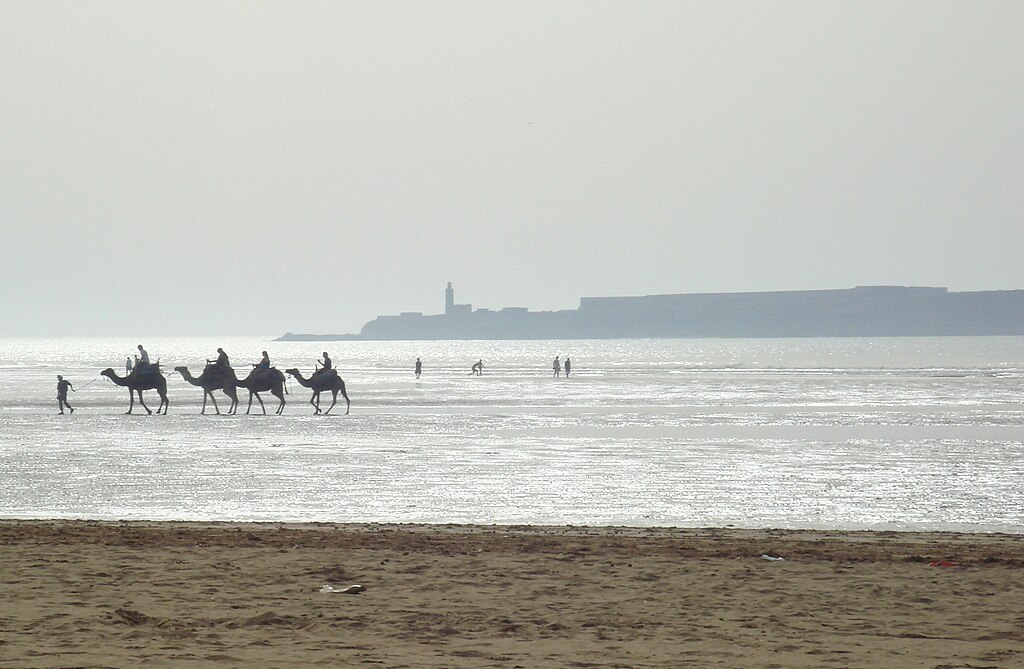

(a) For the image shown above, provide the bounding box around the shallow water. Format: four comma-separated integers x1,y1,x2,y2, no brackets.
1,336,1022,531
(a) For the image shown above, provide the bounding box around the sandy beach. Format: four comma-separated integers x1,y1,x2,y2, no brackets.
1,521,1022,668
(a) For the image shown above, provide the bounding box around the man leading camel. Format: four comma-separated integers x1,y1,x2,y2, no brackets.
57,375,75,414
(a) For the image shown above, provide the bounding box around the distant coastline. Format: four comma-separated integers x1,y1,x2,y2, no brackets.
277,283,1024,341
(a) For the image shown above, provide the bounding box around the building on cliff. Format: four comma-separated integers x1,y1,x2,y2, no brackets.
276,283,1024,341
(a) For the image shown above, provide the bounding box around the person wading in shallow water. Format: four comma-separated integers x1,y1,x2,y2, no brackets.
415,357,422,379
564,357,571,377
470,359,483,376
57,375,75,414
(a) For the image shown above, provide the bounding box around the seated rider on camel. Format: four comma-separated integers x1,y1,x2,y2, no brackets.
207,347,229,369
253,351,271,373
313,351,336,381
205,348,230,379
134,344,158,376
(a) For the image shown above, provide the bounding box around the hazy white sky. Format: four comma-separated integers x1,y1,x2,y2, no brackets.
2,1,1021,336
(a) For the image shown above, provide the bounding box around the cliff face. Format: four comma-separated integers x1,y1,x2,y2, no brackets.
574,286,1024,338
279,286,1024,341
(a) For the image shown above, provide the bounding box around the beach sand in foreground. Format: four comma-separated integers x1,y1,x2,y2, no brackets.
1,521,1022,668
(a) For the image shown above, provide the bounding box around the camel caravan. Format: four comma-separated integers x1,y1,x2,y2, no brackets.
102,346,349,416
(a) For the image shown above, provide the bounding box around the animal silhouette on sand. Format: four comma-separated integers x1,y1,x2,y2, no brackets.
236,367,288,415
285,368,350,415
174,365,239,415
101,367,169,415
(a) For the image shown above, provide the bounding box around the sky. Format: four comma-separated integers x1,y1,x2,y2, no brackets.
1,1,1021,336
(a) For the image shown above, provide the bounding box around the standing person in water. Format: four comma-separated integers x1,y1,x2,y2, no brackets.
126,356,134,376
56,375,75,414
553,356,561,378
415,357,422,379
564,357,571,377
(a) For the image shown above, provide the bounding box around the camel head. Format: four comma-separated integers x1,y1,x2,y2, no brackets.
284,368,300,377
173,366,188,374
100,368,116,378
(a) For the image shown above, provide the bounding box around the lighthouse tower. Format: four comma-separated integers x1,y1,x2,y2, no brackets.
445,282,455,315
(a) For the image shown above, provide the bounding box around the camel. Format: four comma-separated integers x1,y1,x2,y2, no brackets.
236,367,288,415
101,367,169,415
285,368,350,415
174,365,239,415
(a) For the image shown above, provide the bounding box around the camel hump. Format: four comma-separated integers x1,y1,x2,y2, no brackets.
206,365,230,381
135,362,161,377
252,367,284,383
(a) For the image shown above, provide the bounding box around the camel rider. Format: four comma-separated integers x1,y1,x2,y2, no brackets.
136,344,153,375
315,351,335,379
255,350,271,372
207,348,229,369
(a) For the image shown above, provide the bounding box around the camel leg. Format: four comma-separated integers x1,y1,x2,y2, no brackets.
255,392,266,415
308,392,318,414
208,391,220,415
201,391,208,415
275,391,285,415
339,381,351,415
222,389,236,415
137,391,152,415
126,389,135,414
158,393,168,415
246,391,255,414
324,390,337,415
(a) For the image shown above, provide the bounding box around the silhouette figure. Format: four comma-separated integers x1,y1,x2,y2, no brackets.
126,357,133,375
207,347,229,369
175,364,239,415
553,356,561,378
415,357,422,379
236,366,287,415
564,357,571,377
57,375,74,414
101,367,169,415
311,351,337,386
254,350,271,371
286,368,350,415
136,344,150,366
470,359,483,376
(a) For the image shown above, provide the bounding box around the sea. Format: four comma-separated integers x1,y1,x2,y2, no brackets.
1,336,1022,533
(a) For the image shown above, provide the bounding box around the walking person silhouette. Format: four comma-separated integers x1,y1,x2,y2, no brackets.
57,375,75,414
553,356,561,378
